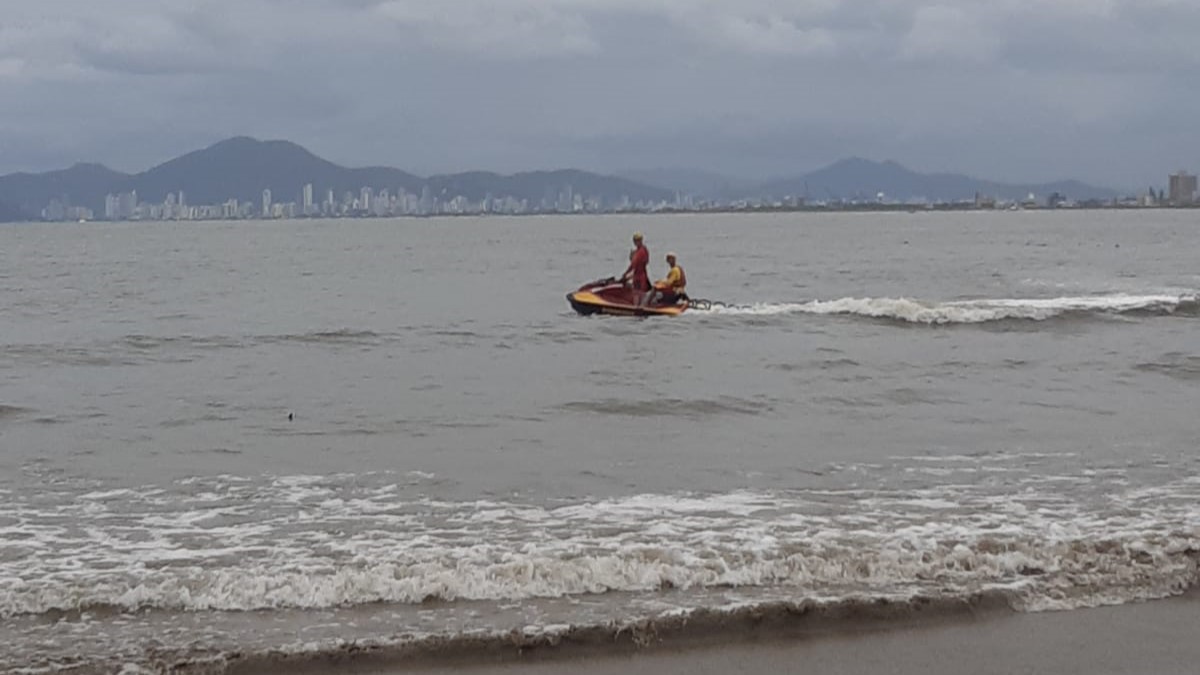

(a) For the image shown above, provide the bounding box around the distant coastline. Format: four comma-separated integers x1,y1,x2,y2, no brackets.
0,137,1191,225
7,200,1199,228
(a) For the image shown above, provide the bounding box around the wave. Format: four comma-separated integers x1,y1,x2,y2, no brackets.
7,536,1193,620
117,593,1025,674
0,404,30,419
259,329,386,346
556,396,768,418
23,590,1199,675
4,465,1200,674
694,293,1200,324
0,329,392,368
1135,352,1200,381
3,470,1198,621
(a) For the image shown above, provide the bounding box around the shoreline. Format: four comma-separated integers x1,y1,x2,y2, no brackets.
197,589,1200,675
9,202,1200,228
408,591,1200,675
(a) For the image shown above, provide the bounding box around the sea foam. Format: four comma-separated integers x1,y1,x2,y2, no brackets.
694,293,1199,324
2,463,1197,619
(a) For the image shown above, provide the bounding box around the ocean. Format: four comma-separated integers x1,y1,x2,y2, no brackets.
1,210,1198,673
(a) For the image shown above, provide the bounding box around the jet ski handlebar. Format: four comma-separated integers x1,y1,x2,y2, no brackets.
580,276,622,291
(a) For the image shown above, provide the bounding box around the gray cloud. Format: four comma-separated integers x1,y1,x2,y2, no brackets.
1,0,1198,187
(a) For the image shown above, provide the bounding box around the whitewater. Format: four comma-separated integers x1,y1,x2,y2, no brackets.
694,292,1199,323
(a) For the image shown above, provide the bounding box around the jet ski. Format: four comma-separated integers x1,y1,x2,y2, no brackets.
566,277,690,317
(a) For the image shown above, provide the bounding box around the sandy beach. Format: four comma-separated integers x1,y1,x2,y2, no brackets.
217,591,1200,675
403,594,1200,675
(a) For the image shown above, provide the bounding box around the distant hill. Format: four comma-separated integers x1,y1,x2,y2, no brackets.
134,137,430,206
0,199,32,222
618,168,755,201
0,142,1123,216
425,168,670,204
0,163,129,215
762,158,1119,203
0,137,673,214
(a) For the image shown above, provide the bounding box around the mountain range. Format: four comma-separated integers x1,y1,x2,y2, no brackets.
625,159,1120,203
0,137,674,218
618,168,759,203
0,137,1123,222
762,158,1118,203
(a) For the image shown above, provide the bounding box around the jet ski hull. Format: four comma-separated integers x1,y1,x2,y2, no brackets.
566,278,689,317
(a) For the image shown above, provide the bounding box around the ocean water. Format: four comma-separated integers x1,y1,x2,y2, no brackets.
1,210,1198,673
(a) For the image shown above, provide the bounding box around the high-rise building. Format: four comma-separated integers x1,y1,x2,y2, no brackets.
360,187,371,212
117,191,137,219
303,183,314,214
1168,171,1197,205
420,186,432,214
42,198,66,221
262,189,272,217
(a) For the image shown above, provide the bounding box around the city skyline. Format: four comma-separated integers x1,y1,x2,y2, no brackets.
87,181,642,222
70,171,1199,224
28,158,1198,225
10,135,1199,223
14,137,681,222
2,1,1198,190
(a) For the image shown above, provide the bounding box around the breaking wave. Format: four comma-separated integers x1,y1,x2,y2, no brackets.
2,465,1198,621
694,293,1200,324
4,459,1200,675
6,529,1194,620
85,593,1036,674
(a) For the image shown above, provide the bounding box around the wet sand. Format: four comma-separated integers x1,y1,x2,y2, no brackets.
405,594,1200,675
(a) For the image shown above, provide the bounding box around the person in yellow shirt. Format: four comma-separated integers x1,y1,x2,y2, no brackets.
645,252,687,305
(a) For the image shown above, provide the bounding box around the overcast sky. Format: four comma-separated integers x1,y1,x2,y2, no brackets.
2,0,1199,188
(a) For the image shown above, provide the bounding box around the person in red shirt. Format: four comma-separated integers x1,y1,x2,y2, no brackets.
621,232,650,300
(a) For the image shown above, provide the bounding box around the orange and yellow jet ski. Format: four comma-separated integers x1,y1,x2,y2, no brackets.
566,277,690,317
